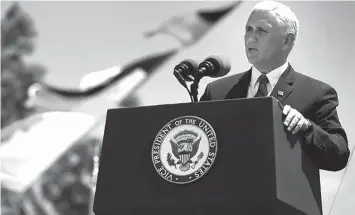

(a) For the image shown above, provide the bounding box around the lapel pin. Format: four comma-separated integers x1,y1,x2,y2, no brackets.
277,90,284,97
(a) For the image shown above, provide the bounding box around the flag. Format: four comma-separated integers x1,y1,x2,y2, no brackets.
25,49,178,111
0,112,97,215
39,49,177,97
0,112,95,192
25,2,240,110
143,2,241,47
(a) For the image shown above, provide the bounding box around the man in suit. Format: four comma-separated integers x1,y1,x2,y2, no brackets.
200,1,350,171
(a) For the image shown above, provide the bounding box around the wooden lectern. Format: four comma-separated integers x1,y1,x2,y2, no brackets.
93,97,322,215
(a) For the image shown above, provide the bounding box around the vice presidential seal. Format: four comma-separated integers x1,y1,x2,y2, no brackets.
151,116,217,184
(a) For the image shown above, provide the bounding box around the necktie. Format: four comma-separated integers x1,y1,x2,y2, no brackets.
254,74,269,97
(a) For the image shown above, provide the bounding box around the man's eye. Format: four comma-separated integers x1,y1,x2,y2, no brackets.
257,29,268,35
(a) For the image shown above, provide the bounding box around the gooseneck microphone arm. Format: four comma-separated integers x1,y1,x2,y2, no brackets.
190,82,199,102
190,67,207,102
173,60,198,102
173,70,194,102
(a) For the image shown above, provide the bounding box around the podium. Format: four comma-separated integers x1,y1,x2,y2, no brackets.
93,97,322,215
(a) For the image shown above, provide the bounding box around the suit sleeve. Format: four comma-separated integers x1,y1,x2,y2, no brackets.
199,83,211,101
302,86,350,171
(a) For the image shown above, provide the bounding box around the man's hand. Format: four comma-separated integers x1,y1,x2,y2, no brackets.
282,105,309,134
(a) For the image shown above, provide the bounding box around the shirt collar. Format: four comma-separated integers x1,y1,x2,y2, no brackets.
250,61,289,88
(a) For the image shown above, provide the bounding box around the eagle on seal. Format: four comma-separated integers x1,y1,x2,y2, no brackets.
169,130,202,172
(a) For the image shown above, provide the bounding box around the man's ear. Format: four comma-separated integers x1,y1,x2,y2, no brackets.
283,33,295,50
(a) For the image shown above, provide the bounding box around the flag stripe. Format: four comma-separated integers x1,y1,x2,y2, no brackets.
37,49,178,98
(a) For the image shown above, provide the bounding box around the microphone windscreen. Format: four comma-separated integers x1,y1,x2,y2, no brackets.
180,59,199,70
204,55,231,78
175,59,198,82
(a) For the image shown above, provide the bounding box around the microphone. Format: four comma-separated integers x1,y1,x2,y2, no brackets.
193,56,231,81
173,59,198,87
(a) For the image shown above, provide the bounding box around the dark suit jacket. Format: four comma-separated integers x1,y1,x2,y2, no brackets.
200,64,350,171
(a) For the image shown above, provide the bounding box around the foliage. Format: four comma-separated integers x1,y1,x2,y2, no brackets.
167,152,177,168
1,2,46,128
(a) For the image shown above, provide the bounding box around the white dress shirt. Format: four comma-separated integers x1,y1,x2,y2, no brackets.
247,62,289,98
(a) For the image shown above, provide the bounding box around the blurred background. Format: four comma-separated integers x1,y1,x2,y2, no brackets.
1,1,354,215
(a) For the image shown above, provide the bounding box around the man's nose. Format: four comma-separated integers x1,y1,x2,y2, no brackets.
247,31,257,43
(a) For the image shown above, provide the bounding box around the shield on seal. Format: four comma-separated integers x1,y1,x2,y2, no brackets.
180,153,190,164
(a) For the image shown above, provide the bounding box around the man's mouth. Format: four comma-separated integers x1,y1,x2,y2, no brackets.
248,48,258,51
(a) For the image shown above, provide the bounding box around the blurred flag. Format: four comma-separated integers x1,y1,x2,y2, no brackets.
25,49,178,111
25,2,241,111
143,2,241,47
0,112,98,215
0,112,96,193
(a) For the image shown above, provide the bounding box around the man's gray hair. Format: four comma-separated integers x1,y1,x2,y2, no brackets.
253,1,299,42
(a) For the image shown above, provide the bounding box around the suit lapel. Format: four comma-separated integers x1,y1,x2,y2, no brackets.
270,64,295,104
224,69,252,99
224,64,295,103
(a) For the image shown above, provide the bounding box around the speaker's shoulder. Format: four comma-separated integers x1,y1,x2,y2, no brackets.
292,70,334,92
208,72,247,88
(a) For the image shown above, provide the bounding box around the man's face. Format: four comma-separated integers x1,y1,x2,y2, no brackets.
244,10,286,69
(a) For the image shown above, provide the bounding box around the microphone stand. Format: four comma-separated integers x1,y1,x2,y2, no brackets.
181,80,195,103
181,81,194,103
190,80,199,103
176,77,198,103
187,85,195,103
173,70,194,103
190,67,206,103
